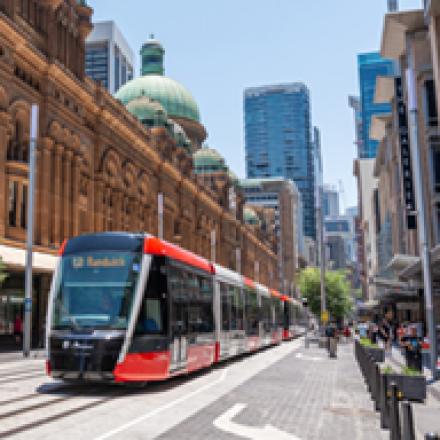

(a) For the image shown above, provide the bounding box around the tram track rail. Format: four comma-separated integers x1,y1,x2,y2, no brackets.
0,388,126,439
0,366,43,378
0,371,46,385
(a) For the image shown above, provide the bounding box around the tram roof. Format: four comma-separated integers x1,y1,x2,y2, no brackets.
144,236,213,274
213,264,242,286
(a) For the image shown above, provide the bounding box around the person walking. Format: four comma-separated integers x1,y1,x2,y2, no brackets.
379,317,392,353
401,326,423,372
325,322,337,359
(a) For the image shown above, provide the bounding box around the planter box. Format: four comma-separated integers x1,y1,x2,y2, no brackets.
384,373,426,402
364,346,385,363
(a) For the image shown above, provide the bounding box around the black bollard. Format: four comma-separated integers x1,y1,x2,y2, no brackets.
389,382,401,440
380,373,389,429
401,401,415,440
373,363,380,411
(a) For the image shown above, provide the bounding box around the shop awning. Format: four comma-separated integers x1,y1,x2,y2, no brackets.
373,276,410,290
387,254,421,272
0,244,57,272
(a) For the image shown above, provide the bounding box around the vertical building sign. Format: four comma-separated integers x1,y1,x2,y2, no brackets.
395,77,416,229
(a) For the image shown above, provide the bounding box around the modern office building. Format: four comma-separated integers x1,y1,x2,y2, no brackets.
323,184,340,217
86,21,135,94
240,178,303,294
244,83,316,238
357,52,395,158
324,215,356,267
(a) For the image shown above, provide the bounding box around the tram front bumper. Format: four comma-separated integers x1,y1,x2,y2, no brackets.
49,334,124,382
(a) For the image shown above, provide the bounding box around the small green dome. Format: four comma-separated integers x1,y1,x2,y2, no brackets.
116,75,200,122
126,96,168,126
244,206,260,226
193,147,227,174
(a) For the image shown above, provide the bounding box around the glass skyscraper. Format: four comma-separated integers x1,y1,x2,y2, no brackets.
86,21,134,95
358,52,395,158
244,83,316,239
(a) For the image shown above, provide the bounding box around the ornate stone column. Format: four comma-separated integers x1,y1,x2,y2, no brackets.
94,178,104,232
113,189,122,231
0,112,10,238
62,149,72,240
39,138,54,246
53,144,63,245
71,153,81,237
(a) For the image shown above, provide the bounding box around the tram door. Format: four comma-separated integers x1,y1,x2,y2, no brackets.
168,265,188,371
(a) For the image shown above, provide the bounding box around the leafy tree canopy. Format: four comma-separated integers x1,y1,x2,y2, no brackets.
298,267,353,320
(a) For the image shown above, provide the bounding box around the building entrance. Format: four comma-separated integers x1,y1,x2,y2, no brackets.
0,271,51,351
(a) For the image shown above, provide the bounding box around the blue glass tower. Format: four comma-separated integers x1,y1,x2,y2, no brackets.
244,83,315,239
358,52,395,158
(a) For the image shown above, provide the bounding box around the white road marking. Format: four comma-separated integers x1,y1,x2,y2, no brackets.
295,352,323,362
93,367,229,440
213,403,302,440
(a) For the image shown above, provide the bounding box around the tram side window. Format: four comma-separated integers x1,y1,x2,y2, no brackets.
245,288,259,335
197,275,214,333
169,266,188,335
261,297,271,330
220,282,231,331
181,270,213,334
136,259,167,335
231,286,244,331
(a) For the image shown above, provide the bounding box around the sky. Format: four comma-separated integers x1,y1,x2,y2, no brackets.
88,0,422,210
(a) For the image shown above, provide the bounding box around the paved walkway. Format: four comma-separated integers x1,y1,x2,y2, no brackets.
158,341,387,439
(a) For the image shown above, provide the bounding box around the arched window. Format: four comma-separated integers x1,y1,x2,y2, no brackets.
7,119,28,162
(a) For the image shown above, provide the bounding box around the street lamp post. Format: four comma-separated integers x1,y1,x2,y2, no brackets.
210,229,216,263
235,248,241,274
158,193,163,240
23,104,38,358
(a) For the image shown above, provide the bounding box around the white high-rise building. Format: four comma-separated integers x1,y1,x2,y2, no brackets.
86,21,135,95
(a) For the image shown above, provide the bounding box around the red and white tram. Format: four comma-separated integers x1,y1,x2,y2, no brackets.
46,232,305,383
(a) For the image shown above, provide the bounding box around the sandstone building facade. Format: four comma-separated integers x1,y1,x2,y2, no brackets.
0,0,278,348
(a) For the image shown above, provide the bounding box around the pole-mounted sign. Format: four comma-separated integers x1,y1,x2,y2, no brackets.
395,77,417,229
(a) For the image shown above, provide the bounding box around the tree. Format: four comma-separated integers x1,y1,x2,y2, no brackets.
298,267,353,320
0,257,7,285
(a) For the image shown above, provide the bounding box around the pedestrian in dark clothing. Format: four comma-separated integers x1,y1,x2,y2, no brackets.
325,323,337,358
401,327,423,372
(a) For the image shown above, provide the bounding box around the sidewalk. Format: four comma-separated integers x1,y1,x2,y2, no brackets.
157,340,387,439
0,349,45,364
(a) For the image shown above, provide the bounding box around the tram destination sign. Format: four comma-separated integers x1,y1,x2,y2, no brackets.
72,255,127,269
395,77,416,229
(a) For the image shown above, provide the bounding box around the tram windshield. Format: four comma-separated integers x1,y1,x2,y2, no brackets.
52,251,142,330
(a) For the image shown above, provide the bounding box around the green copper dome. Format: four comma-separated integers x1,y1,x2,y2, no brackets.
115,37,200,123
126,96,168,126
193,147,227,174
116,76,200,122
244,206,260,226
